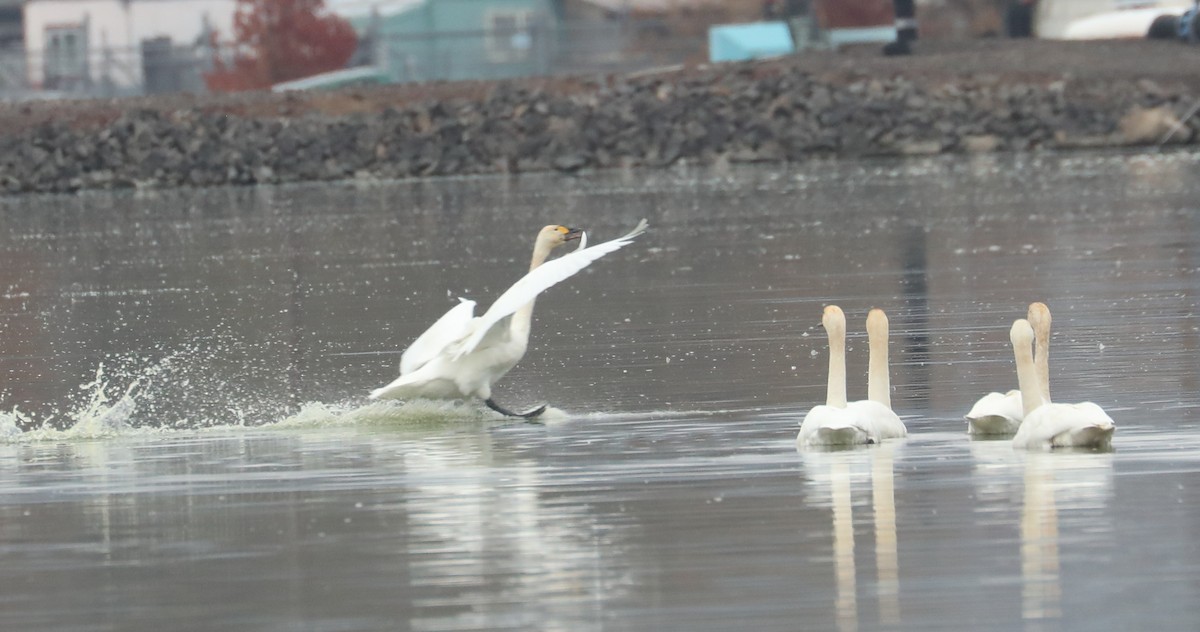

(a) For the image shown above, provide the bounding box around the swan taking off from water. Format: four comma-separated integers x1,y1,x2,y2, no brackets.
1008,318,1115,450
370,219,649,418
966,302,1052,435
798,305,874,447
847,309,907,441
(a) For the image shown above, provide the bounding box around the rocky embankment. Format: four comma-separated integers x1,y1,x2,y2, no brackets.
2,40,1199,194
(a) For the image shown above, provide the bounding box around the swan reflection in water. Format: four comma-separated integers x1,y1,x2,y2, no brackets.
1020,450,1113,623
801,444,900,632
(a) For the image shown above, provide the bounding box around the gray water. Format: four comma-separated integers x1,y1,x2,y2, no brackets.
2,151,1199,631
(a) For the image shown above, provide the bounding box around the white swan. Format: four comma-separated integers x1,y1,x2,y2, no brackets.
966,302,1051,435
847,308,908,440
1009,318,1115,450
370,219,649,418
798,305,873,447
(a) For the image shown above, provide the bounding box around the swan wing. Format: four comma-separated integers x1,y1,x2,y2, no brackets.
453,219,648,360
965,390,1022,421
848,399,908,440
798,405,873,446
400,298,477,375
1014,402,1115,448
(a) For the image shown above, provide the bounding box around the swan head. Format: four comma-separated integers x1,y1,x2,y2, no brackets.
1027,302,1051,329
538,225,583,249
867,308,888,333
1010,318,1035,348
822,305,846,337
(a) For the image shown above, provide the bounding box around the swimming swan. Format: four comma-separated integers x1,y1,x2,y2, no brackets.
847,309,907,441
1009,318,1115,450
965,302,1051,435
370,219,649,418
798,306,873,447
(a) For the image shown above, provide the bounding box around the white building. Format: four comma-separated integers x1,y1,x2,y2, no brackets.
23,0,235,91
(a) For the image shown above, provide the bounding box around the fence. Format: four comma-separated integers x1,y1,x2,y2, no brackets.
0,19,709,101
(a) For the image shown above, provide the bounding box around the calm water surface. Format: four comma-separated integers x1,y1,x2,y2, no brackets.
2,151,1200,630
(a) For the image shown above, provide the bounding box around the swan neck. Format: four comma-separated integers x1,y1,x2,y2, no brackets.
1014,333,1043,417
529,239,554,272
827,329,848,408
1034,326,1050,404
512,239,555,337
867,324,891,409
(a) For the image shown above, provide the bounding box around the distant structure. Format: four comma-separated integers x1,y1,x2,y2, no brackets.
330,0,750,83
0,0,20,50
22,0,235,94
813,0,892,29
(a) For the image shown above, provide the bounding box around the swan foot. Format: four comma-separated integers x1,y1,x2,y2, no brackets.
485,398,548,421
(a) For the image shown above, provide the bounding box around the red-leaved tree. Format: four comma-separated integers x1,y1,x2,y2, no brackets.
205,0,359,92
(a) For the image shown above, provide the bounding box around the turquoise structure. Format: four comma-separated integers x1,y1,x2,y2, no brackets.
708,21,795,63
345,0,556,83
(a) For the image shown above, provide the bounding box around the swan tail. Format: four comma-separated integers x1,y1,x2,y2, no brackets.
814,424,871,446
1054,424,1115,449
967,414,1021,436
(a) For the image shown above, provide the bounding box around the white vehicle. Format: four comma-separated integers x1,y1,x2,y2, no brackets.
1035,0,1193,39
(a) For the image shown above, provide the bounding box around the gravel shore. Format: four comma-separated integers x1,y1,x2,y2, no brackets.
2,39,1198,194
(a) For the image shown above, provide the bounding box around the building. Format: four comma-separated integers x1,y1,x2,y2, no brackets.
333,0,558,83
22,0,234,92
0,0,21,50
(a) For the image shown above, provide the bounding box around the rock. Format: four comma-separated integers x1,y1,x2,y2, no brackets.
896,140,943,155
962,135,1001,153
1118,105,1182,144
0,56,1196,194
553,153,589,172
1052,131,1117,149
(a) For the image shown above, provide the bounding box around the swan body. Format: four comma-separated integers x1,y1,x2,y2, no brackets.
846,308,907,441
1008,318,1115,450
798,306,874,447
965,390,1024,435
966,302,1051,435
370,219,648,416
802,406,872,446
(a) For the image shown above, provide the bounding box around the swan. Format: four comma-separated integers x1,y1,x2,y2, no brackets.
1009,318,1115,450
798,305,873,447
965,302,1051,435
370,219,649,418
847,308,907,440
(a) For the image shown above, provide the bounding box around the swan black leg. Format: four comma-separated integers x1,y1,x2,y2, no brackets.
485,398,547,421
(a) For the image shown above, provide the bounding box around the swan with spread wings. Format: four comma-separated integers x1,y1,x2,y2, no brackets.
370,219,648,418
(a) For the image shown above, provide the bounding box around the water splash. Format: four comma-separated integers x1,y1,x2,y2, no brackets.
66,365,139,434
0,408,28,438
0,364,147,442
